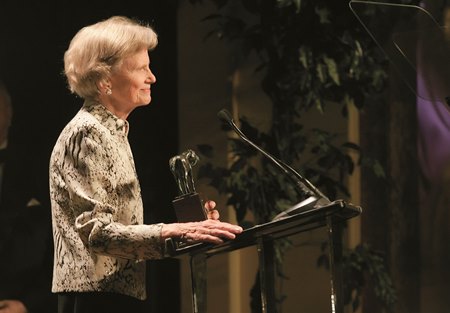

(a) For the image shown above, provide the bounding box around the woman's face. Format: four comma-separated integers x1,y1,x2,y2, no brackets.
107,48,156,115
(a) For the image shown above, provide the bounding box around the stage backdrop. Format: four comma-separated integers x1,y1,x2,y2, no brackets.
0,1,180,312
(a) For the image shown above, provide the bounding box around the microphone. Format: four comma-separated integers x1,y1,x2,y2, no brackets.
217,109,330,220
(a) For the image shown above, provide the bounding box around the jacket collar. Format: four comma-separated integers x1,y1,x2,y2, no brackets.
83,100,129,136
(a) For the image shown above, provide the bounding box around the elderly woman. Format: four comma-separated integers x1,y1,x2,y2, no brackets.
50,16,242,313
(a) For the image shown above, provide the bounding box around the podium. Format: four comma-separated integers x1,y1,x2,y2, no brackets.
168,200,361,313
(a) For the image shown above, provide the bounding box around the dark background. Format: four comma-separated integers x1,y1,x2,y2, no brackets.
0,1,181,312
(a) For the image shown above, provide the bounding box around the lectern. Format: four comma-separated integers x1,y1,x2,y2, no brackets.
168,200,361,313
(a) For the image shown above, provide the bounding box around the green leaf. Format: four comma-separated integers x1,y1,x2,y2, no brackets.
298,46,310,69
293,0,301,12
276,0,301,12
323,56,340,85
316,63,326,83
372,68,387,90
315,6,331,24
342,142,360,151
315,97,325,113
355,39,363,58
373,160,386,178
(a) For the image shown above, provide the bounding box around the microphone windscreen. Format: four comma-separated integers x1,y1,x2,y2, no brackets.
217,109,233,124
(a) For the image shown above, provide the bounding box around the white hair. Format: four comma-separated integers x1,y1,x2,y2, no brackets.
64,16,158,100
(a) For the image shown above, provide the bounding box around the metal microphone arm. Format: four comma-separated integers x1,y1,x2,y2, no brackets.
217,109,330,203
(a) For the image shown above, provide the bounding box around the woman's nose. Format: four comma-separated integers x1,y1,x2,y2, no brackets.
147,68,156,84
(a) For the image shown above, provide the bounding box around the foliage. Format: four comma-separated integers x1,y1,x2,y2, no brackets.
193,0,389,222
189,0,407,311
317,243,398,311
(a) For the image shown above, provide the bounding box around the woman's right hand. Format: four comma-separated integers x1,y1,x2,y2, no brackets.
161,220,243,244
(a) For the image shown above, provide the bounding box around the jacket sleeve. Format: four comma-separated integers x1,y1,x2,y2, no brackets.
61,125,165,260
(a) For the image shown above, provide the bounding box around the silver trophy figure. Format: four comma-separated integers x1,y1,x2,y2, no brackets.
169,149,199,196
169,149,206,222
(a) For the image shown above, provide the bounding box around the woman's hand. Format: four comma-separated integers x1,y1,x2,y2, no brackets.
204,200,220,220
162,219,243,245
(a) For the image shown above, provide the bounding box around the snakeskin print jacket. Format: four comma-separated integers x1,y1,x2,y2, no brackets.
50,101,165,300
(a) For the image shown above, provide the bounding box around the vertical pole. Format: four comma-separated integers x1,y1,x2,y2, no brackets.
327,217,344,313
190,253,208,313
257,237,277,313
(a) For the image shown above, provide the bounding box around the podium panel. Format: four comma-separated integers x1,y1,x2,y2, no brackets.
168,200,361,313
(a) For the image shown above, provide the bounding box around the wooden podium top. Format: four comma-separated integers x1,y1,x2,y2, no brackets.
168,199,362,258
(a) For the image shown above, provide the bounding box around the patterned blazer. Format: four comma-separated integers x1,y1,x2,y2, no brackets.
50,101,164,300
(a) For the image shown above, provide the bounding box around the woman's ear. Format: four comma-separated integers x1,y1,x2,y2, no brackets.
97,79,112,95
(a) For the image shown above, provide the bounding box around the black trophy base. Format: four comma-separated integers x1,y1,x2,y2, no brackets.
172,192,206,222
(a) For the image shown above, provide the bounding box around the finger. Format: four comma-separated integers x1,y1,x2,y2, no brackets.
207,209,220,220
202,220,243,233
199,229,237,243
204,200,219,220
181,228,224,244
182,225,240,244
204,200,216,210
201,224,242,241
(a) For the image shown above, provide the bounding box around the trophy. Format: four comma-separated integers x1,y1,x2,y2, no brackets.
169,149,206,222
